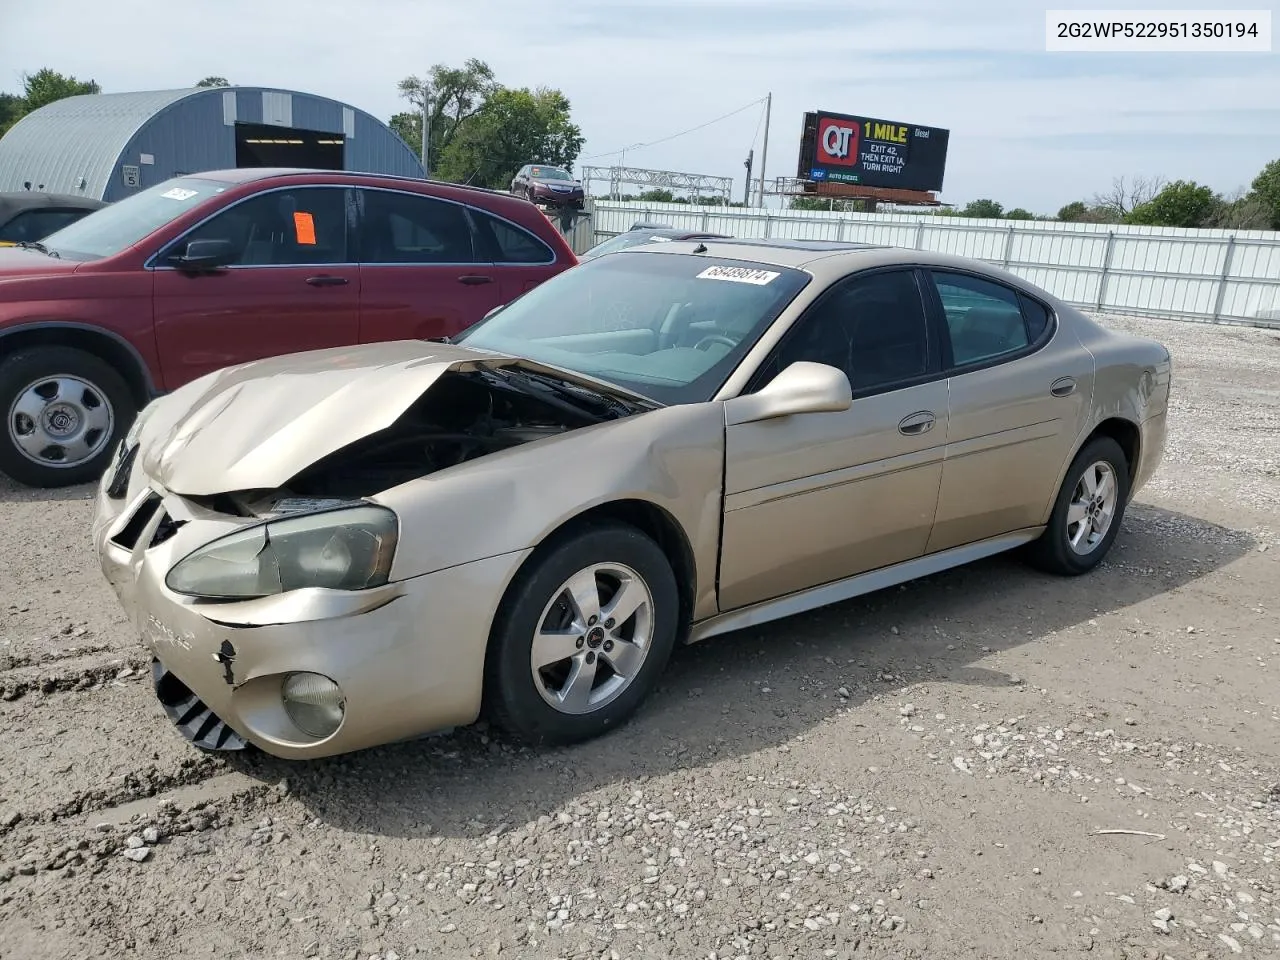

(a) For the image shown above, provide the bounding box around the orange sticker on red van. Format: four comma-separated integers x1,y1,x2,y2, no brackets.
293,211,317,245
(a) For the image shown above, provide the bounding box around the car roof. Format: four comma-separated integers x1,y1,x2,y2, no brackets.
623,237,883,269
635,228,731,240
621,237,1047,288
180,167,515,201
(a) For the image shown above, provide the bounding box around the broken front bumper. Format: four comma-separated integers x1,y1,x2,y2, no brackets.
90,470,531,760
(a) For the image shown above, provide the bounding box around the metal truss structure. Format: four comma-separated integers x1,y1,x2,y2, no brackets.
581,165,734,202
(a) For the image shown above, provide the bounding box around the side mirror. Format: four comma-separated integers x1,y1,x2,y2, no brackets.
169,238,236,271
724,361,852,426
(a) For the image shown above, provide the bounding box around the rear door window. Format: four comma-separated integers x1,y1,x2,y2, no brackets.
356,189,478,264
929,272,1031,367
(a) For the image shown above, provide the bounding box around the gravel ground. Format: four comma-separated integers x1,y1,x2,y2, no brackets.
1,313,1278,960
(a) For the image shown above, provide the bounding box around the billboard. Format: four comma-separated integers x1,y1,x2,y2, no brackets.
797,111,950,193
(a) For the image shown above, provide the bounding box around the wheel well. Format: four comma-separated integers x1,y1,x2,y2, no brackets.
0,326,153,407
1089,417,1141,482
545,500,699,634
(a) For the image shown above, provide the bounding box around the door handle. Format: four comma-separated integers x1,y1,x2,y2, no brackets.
898,411,936,436
305,275,348,287
1050,377,1077,397
458,275,494,286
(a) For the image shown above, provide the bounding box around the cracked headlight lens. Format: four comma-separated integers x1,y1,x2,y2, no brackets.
165,505,398,599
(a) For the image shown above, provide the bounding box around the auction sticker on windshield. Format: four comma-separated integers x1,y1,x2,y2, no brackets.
696,265,780,285
161,188,199,201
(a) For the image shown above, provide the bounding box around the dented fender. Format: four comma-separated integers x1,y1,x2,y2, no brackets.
372,402,727,620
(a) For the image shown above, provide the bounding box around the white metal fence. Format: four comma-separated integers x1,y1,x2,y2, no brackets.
581,200,1280,329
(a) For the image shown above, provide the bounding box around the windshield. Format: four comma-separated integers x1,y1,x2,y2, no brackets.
531,167,573,181
581,231,677,260
455,251,811,404
40,177,227,261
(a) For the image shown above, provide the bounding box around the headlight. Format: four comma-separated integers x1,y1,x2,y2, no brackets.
165,505,398,599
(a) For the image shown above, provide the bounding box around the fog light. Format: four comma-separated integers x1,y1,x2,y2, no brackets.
281,672,344,739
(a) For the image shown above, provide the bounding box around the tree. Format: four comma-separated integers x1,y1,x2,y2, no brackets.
1056,200,1088,221
1126,180,1220,228
959,198,1003,218
195,76,230,88
0,68,100,139
1204,188,1272,229
434,86,583,189
20,68,99,113
1093,175,1164,220
1249,158,1280,229
1006,208,1035,220
395,58,497,164
0,93,23,138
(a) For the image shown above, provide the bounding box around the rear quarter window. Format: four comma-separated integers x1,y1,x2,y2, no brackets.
471,209,555,264
1018,293,1053,342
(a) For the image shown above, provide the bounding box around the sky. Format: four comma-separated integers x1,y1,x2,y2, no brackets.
1,0,1277,213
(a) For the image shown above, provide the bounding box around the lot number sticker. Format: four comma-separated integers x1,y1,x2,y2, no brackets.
161,188,199,201
696,265,780,285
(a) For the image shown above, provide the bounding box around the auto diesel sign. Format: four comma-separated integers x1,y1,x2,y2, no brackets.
798,111,950,193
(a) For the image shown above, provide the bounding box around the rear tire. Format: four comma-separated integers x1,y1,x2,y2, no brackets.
484,522,679,746
1024,435,1130,576
0,346,137,489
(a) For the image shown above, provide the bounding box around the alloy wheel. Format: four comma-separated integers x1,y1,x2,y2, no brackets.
1065,460,1118,555
530,562,655,715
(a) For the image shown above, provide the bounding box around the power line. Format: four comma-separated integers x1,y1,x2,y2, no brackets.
750,98,767,153
580,96,769,163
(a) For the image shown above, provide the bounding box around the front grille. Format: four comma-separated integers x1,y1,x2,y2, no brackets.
151,659,247,751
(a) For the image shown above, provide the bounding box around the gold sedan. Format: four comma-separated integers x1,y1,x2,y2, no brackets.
91,239,1172,759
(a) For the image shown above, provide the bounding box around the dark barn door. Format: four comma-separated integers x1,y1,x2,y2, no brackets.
234,121,345,170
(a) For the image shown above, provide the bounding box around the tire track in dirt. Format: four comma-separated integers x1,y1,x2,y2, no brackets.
0,650,151,702
0,681,230,837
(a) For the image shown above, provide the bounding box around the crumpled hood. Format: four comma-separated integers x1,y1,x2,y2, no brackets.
132,340,635,496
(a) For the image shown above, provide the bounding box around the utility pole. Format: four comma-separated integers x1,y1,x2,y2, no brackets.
420,82,431,178
742,149,753,206
757,92,771,209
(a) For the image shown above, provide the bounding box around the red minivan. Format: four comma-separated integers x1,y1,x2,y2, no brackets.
0,169,577,488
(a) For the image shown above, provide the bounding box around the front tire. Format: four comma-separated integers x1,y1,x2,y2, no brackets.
484,522,679,746
0,347,137,488
1025,435,1130,576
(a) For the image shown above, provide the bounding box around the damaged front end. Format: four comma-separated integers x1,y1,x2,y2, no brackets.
195,364,654,509
92,342,659,757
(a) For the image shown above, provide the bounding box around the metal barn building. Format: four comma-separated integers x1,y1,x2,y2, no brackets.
0,86,425,202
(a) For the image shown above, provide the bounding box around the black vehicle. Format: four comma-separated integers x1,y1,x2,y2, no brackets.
579,227,732,261
0,192,107,247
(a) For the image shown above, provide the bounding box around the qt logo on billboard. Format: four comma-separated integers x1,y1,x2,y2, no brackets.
816,117,859,167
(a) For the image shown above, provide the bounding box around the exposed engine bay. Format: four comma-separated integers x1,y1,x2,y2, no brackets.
196,367,654,514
